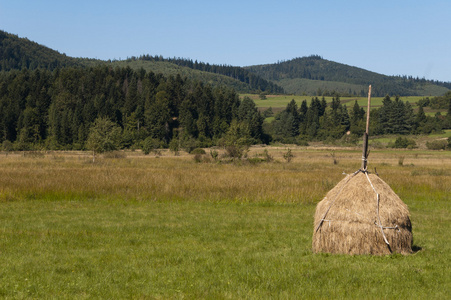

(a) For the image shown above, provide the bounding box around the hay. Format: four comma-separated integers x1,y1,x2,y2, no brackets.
312,172,412,255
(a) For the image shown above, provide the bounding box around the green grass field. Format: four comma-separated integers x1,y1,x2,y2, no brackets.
243,94,427,110
1,148,450,298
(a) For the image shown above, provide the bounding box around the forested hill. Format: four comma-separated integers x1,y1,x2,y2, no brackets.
246,55,451,97
0,30,98,71
1,30,450,96
133,55,285,94
0,30,282,94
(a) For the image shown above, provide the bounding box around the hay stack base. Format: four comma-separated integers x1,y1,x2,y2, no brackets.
313,172,412,255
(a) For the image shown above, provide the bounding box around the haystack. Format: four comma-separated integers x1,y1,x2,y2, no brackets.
312,85,412,255
312,171,412,255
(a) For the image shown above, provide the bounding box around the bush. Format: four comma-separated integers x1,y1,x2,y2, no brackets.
193,153,211,163
390,137,417,149
190,148,206,155
181,136,200,154
142,137,161,155
225,145,247,159
210,149,219,161
283,148,294,163
2,140,13,154
295,136,309,146
426,140,447,150
168,139,179,155
263,149,273,162
193,153,203,163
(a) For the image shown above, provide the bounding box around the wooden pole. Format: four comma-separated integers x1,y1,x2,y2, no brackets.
361,85,372,170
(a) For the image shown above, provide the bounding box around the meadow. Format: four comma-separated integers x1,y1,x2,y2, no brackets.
0,147,450,298
242,94,426,111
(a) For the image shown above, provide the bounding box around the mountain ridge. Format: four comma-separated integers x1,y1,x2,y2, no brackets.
246,55,450,97
1,30,449,96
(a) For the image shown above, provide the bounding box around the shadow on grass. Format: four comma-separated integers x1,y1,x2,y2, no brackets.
412,245,423,253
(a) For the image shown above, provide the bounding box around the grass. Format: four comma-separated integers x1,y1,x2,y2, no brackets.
243,94,432,111
0,148,450,298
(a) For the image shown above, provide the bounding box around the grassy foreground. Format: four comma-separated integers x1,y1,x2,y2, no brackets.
0,148,450,298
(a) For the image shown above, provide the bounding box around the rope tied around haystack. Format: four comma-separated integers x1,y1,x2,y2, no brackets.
365,171,390,246
315,168,400,252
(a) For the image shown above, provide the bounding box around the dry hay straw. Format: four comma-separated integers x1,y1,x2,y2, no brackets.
312,172,412,255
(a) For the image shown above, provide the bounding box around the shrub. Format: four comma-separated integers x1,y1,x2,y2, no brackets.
426,140,447,150
225,145,245,159
295,136,309,146
142,137,161,155
193,153,203,163
210,150,219,161
330,151,338,165
390,137,417,149
168,138,179,155
190,148,206,155
283,148,294,163
2,140,13,155
181,136,200,154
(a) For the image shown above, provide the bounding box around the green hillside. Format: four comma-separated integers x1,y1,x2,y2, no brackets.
2,30,450,97
0,30,99,70
109,59,254,92
246,55,450,97
0,30,279,93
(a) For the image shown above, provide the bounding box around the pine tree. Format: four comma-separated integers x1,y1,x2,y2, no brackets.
238,97,263,142
145,90,171,142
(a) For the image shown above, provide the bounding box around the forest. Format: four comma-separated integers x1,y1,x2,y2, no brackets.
0,66,265,152
1,65,450,152
268,93,451,144
135,55,285,94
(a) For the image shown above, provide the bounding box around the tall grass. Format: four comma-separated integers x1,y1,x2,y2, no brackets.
0,148,450,298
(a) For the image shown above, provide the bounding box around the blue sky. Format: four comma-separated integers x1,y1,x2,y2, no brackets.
1,0,450,82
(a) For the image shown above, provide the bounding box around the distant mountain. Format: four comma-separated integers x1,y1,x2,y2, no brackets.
0,30,281,94
246,55,450,97
1,30,449,96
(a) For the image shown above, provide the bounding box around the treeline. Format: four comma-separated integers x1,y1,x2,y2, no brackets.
265,94,451,144
247,55,451,96
266,96,363,144
134,54,285,94
1,65,450,152
418,91,451,109
0,66,264,150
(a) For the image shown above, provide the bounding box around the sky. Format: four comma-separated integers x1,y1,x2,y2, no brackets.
1,0,450,82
